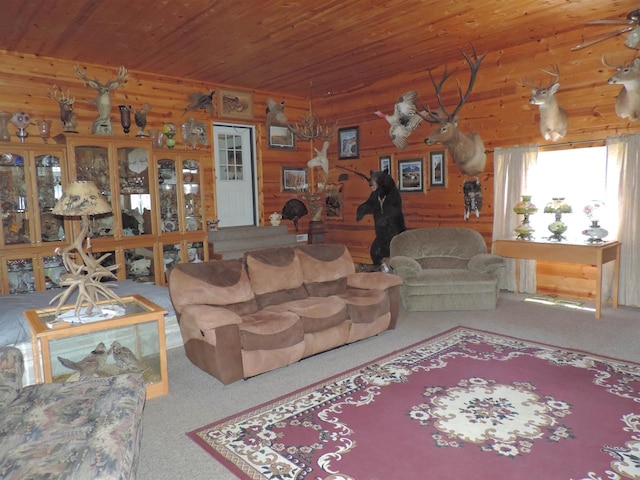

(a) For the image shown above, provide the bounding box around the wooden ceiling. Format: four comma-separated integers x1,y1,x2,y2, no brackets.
1,0,639,98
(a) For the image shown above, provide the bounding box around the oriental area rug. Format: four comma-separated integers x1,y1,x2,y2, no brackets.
188,327,640,480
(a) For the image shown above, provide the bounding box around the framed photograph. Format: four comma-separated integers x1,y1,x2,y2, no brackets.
325,183,344,220
281,167,307,192
379,155,391,174
429,151,446,187
219,89,254,120
268,125,296,149
398,158,424,192
338,126,359,159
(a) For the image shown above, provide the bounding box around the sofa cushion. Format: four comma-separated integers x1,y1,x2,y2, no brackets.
265,296,348,334
245,248,306,306
239,310,304,351
169,260,257,315
295,244,355,296
339,288,389,324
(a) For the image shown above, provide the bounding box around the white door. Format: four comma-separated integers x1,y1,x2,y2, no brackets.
213,124,257,227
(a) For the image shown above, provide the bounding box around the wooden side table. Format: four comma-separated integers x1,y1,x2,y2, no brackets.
493,239,621,319
24,294,169,399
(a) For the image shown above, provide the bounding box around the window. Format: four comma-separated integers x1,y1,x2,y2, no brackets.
527,146,615,242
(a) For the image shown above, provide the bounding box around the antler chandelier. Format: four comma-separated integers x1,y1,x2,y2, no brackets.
288,82,336,142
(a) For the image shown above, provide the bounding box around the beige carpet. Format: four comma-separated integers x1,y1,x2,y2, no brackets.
139,293,639,480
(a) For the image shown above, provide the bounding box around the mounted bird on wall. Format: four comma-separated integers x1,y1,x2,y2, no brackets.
375,90,424,150
266,98,287,125
183,90,215,116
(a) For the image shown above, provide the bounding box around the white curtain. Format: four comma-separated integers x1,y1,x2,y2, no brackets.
606,134,640,307
492,144,539,293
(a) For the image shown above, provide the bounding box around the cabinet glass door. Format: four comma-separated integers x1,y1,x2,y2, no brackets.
183,159,202,232
35,154,65,243
124,246,155,283
74,145,113,239
119,147,151,236
0,151,31,245
6,257,35,294
42,254,66,290
158,159,178,232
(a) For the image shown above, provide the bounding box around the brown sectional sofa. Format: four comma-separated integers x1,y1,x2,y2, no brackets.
167,243,403,384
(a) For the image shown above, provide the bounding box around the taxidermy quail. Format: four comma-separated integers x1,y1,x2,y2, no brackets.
57,341,108,378
110,341,148,372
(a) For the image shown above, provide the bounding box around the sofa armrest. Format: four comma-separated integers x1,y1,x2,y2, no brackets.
347,272,403,291
468,254,506,274
388,255,421,277
181,304,243,332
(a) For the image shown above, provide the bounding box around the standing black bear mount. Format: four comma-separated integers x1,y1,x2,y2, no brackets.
356,170,407,265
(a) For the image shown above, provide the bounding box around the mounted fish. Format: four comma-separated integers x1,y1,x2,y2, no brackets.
375,90,424,150
183,91,215,116
518,65,568,142
602,55,640,120
419,47,487,177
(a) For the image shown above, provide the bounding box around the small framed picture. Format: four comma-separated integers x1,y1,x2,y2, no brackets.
281,167,307,192
429,151,446,187
268,125,296,149
338,126,359,159
219,89,254,120
379,155,391,174
398,158,424,192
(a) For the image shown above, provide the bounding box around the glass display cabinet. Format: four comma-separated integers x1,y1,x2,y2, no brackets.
24,294,169,399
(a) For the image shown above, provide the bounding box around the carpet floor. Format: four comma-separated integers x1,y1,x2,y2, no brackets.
188,327,640,480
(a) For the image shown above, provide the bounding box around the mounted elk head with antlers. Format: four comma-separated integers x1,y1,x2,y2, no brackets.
74,65,129,135
602,55,640,121
518,65,568,142
419,47,487,177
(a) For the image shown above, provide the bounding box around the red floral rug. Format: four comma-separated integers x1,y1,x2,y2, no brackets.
188,327,640,480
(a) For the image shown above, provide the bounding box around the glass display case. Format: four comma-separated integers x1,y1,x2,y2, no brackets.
1,151,32,245
24,294,168,399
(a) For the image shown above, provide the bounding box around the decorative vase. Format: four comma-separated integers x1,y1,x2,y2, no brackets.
38,119,52,144
119,105,131,134
544,197,572,242
163,122,177,149
513,195,538,241
270,212,282,226
0,111,11,141
582,220,608,244
11,111,31,143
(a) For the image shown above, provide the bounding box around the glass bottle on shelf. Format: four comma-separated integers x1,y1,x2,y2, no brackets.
0,151,31,245
118,146,151,236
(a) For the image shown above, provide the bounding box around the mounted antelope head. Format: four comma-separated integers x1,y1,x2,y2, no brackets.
74,65,129,134
602,55,640,120
518,65,568,142
419,47,487,177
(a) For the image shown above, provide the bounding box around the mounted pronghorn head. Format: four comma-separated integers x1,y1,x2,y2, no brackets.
419,47,487,177
518,65,568,142
602,55,640,120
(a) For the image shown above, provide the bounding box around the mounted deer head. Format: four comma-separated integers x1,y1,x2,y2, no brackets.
518,65,568,142
602,55,640,120
419,47,487,177
74,65,129,134
47,85,78,133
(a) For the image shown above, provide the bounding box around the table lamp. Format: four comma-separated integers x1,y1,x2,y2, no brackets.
50,181,124,320
544,197,572,242
513,195,538,240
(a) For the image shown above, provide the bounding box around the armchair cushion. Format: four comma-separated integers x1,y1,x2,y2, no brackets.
468,253,506,274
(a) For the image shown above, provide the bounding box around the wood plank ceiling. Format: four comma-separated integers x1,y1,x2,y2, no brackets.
1,0,638,98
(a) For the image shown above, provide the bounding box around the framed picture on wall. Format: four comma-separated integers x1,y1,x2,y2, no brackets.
429,150,446,187
338,126,359,159
268,125,296,149
219,89,254,120
398,158,424,192
379,155,391,174
281,167,307,192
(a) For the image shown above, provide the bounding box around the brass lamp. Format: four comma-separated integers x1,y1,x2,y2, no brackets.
544,197,572,242
50,181,123,319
